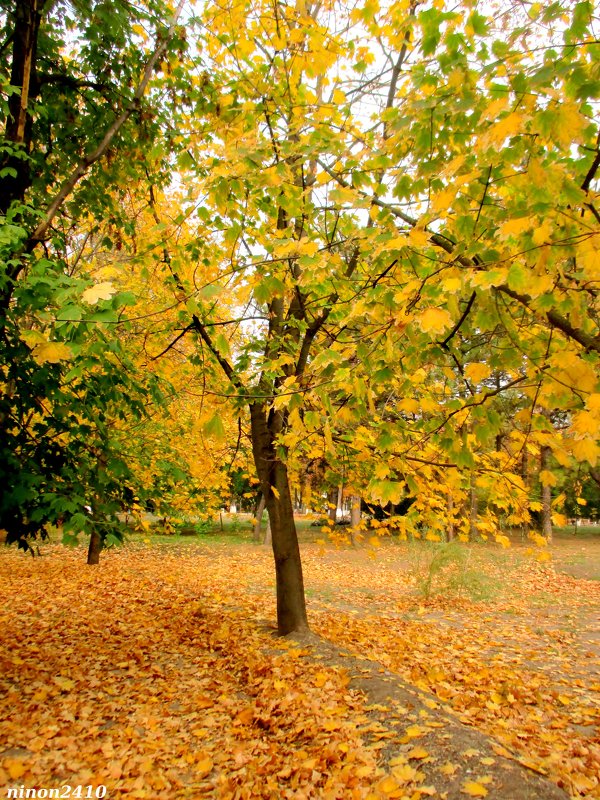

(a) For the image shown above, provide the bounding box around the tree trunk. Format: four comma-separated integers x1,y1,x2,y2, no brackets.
328,488,338,523
350,495,361,547
540,445,553,542
263,515,272,546
469,475,478,539
1,0,41,216
250,403,308,634
87,528,102,565
336,484,344,519
447,493,455,541
253,493,265,542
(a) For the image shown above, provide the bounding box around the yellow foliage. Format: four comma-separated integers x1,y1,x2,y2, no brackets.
464,362,491,383
416,307,453,334
82,281,116,304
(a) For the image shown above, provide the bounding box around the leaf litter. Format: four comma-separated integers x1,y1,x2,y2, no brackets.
0,539,598,799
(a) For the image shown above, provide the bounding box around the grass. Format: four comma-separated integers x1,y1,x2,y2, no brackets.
553,524,600,538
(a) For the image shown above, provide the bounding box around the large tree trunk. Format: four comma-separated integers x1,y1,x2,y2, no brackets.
250,403,308,635
87,528,102,565
1,0,41,216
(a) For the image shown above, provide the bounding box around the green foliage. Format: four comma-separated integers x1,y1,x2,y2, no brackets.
174,519,215,536
410,541,496,602
0,0,184,555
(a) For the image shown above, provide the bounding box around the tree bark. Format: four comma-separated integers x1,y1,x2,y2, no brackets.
447,493,455,541
263,515,272,546
253,493,265,542
250,403,308,634
0,0,42,215
328,488,338,523
540,445,553,542
469,483,478,539
350,495,361,547
87,528,102,565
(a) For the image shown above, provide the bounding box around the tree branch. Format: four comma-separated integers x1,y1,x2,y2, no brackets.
318,157,600,354
191,314,245,392
498,285,600,354
28,0,186,245
439,291,476,349
149,324,194,360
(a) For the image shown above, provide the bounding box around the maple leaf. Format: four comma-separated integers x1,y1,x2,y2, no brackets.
32,341,73,364
82,281,117,304
461,780,488,796
416,307,453,335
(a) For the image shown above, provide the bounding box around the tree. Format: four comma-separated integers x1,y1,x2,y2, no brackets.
0,0,186,553
146,0,599,633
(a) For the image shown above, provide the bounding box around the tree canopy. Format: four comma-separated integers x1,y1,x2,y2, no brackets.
1,0,599,631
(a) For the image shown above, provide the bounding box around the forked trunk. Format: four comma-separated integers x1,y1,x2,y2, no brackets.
250,403,308,635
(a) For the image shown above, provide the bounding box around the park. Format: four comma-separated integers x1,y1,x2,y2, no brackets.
1,0,599,796
1,520,599,797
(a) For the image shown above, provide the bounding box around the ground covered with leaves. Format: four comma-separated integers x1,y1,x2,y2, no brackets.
0,537,598,799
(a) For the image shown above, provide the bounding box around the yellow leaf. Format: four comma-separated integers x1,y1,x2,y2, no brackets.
391,763,419,783
409,227,430,248
430,187,456,215
532,218,553,245
196,756,213,777
378,776,400,793
82,281,116,304
271,486,280,500
481,111,525,148
498,216,532,239
572,437,599,466
586,393,600,412
32,341,73,365
439,762,459,776
539,470,558,487
53,675,75,691
416,307,453,335
404,725,425,739
461,781,488,797
546,102,586,149
407,747,429,760
20,329,46,348
465,362,491,383
494,534,511,548
5,759,27,779
571,411,599,437
314,672,328,687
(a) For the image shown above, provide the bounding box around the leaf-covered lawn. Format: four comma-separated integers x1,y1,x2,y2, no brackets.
0,539,598,799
